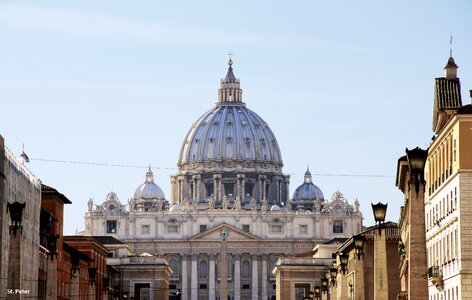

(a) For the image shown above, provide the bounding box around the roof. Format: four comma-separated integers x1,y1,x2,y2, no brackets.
41,184,72,204
457,104,472,114
63,242,94,262
434,77,462,110
322,237,349,245
92,236,125,245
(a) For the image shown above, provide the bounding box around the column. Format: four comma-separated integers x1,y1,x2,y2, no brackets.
7,231,21,300
70,272,79,300
285,178,290,204
407,152,429,300
374,229,388,300
88,284,95,300
191,254,198,300
209,255,216,300
181,254,189,300
7,202,25,300
179,179,183,203
261,255,268,300
354,255,365,300
251,254,259,300
46,259,58,299
233,255,241,300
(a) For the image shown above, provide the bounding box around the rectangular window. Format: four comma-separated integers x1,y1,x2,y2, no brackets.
453,139,457,162
167,225,179,233
333,220,343,233
242,224,250,232
200,225,207,232
141,225,150,235
271,224,282,233
106,220,117,233
299,225,308,235
243,284,250,290
199,284,207,290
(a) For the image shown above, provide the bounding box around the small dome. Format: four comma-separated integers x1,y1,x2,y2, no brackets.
134,167,166,201
293,168,324,201
270,204,281,211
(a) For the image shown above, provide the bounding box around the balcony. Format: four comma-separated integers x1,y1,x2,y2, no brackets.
428,266,444,291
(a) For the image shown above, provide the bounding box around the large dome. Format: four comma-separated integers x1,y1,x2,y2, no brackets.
171,60,289,207
178,105,282,165
178,60,282,168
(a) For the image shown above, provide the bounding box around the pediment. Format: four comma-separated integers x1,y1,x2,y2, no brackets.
190,223,259,241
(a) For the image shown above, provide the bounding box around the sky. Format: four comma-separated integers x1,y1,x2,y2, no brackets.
1,1,471,235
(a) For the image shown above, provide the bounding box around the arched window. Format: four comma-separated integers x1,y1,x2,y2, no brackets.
242,260,251,278
199,260,208,278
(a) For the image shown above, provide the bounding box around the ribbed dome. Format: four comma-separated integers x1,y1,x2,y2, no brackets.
134,167,166,201
178,106,282,165
177,60,282,166
293,168,324,201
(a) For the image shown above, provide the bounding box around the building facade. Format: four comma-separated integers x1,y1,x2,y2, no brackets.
425,55,472,300
83,60,363,300
0,135,42,299
332,223,401,300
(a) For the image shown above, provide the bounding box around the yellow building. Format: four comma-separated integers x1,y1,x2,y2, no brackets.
425,55,472,299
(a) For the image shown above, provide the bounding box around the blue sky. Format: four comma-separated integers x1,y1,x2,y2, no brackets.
1,1,471,235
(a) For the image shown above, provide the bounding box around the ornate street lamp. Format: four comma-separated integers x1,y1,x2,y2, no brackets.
7,201,26,235
123,291,129,299
371,202,388,235
353,234,365,260
321,278,329,294
46,234,59,260
406,147,428,193
71,253,80,277
102,277,110,294
308,291,314,299
329,266,338,285
88,267,97,285
339,253,349,275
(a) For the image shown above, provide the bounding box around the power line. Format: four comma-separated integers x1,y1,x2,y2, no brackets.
31,157,394,178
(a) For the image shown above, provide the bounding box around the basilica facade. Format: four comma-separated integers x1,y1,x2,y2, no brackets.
84,60,363,300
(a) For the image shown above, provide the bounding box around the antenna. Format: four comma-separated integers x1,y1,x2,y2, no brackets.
228,52,233,60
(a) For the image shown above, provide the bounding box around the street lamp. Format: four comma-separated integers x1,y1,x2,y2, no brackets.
406,147,428,193
371,202,388,234
339,253,349,275
353,234,365,260
46,234,59,260
314,286,321,299
321,278,329,294
329,266,338,285
88,267,97,285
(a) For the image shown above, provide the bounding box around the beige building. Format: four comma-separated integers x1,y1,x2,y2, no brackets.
272,239,344,300
0,135,42,299
83,60,363,300
331,222,401,300
425,55,472,300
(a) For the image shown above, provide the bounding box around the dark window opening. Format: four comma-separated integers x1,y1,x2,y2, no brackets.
200,225,207,232
106,220,117,233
